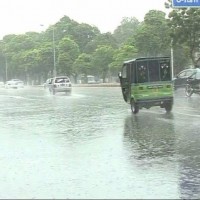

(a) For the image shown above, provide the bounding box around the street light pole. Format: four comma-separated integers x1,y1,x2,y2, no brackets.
5,55,8,81
40,24,57,77
52,27,56,77
171,39,174,79
2,42,8,82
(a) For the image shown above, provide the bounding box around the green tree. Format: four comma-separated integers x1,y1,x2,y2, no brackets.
168,7,200,66
113,17,140,46
84,33,117,54
0,41,7,81
73,53,92,83
134,10,171,57
37,43,55,79
57,37,80,76
72,23,100,53
110,44,138,75
1,34,39,81
91,45,114,82
173,44,192,74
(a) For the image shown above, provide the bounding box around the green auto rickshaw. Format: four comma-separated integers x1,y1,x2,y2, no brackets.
118,56,174,114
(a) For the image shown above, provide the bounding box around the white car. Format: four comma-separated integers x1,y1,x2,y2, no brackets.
0,82,4,88
49,76,72,95
5,79,24,89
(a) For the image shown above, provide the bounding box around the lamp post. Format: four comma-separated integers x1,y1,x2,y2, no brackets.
40,24,57,77
5,55,8,81
2,42,8,81
171,39,174,79
52,27,56,77
164,3,174,78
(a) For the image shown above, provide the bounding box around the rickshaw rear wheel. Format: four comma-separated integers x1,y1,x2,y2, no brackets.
165,102,173,112
131,99,139,114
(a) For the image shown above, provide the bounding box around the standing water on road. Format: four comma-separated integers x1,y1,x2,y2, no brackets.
0,86,199,198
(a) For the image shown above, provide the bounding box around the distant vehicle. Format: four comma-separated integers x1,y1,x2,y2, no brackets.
5,79,24,89
87,75,96,84
44,78,54,89
185,68,200,97
49,76,72,95
173,68,196,90
118,56,173,114
80,75,97,84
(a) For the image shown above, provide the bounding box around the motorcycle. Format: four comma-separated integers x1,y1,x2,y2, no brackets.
185,71,200,97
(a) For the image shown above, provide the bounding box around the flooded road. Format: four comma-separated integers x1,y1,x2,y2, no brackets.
0,86,200,199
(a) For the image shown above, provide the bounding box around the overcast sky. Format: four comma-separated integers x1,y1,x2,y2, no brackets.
0,0,167,39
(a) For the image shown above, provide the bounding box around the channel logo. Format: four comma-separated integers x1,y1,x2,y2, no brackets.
172,0,200,7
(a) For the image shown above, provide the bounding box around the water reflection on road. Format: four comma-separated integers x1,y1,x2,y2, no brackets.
123,113,178,199
0,87,200,198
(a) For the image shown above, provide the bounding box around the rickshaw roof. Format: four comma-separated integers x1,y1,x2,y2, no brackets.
123,56,170,64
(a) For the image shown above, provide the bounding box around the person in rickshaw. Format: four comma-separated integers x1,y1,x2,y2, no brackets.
138,65,147,83
160,64,170,81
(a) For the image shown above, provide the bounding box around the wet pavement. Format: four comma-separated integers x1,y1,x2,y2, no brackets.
0,86,200,199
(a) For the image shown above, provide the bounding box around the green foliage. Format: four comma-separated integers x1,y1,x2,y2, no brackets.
168,7,200,66
173,44,192,74
57,53,73,75
113,17,140,46
73,53,92,76
110,44,138,75
58,37,79,59
84,33,118,54
91,45,114,82
6,34,37,52
0,6,197,83
57,37,80,76
134,10,171,57
71,23,100,53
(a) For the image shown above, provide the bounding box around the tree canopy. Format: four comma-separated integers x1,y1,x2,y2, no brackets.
0,5,198,83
